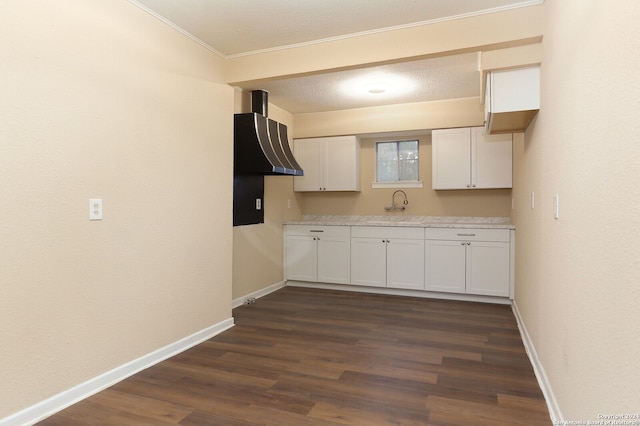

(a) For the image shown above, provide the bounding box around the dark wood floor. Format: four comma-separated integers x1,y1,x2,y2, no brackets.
39,287,551,425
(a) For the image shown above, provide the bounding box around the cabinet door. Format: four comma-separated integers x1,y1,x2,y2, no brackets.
324,136,360,191
432,128,472,190
293,139,323,191
472,127,512,189
350,238,386,287
466,241,510,297
425,240,466,293
318,235,350,284
387,238,425,290
489,66,540,113
285,235,318,282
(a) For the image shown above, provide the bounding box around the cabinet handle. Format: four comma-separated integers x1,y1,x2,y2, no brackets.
310,230,324,233
466,184,471,188
460,242,465,246
472,184,476,188
467,242,471,245
457,233,476,237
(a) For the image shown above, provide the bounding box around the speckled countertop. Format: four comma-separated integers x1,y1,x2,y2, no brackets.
285,215,515,229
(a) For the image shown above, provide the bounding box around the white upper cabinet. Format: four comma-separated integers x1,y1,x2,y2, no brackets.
431,128,471,190
472,127,513,189
432,127,512,190
293,136,360,192
485,65,540,134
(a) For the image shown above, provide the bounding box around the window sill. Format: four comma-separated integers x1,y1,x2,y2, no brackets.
371,181,423,189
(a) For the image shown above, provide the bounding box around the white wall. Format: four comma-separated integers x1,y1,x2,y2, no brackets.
0,0,233,419
513,0,640,420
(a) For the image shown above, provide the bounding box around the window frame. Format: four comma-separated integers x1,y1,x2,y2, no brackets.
372,139,423,188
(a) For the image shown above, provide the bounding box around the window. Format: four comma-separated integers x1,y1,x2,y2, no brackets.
374,140,421,188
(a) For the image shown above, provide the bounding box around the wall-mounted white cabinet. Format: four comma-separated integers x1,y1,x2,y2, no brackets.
285,225,351,284
350,227,424,290
432,127,512,190
485,65,540,134
293,136,360,192
425,228,511,297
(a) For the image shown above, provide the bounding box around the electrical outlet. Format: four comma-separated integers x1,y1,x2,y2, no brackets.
287,199,292,209
553,194,559,219
256,198,261,210
89,199,103,220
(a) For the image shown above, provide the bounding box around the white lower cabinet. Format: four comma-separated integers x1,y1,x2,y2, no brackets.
466,240,511,297
350,236,386,287
285,225,350,284
424,240,467,293
425,228,511,297
351,227,425,290
285,224,513,301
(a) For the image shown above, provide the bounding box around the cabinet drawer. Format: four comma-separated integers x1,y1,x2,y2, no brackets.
424,228,509,242
285,225,350,238
351,226,424,240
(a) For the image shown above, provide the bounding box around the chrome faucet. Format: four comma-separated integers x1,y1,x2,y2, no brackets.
385,190,408,211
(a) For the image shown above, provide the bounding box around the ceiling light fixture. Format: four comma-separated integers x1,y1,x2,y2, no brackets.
340,71,416,100
366,83,388,94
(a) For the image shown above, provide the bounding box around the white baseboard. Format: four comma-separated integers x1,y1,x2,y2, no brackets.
232,280,286,309
287,281,513,305
511,301,563,423
1,317,235,426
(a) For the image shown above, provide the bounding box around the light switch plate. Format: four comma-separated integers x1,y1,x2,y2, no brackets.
531,192,535,209
553,194,559,219
89,199,103,220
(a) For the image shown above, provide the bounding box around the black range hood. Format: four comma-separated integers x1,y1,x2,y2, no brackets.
233,90,303,226
234,90,303,176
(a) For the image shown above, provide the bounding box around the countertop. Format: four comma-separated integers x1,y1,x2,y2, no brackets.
284,215,515,230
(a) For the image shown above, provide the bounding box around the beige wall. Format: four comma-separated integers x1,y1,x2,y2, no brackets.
513,0,640,419
298,133,511,217
1,0,233,418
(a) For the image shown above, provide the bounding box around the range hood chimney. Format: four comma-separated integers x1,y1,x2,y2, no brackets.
234,90,303,176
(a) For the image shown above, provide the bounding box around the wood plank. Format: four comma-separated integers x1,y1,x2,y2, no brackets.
88,389,191,424
426,394,550,426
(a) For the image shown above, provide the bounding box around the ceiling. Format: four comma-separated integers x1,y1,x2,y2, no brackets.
131,0,541,114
